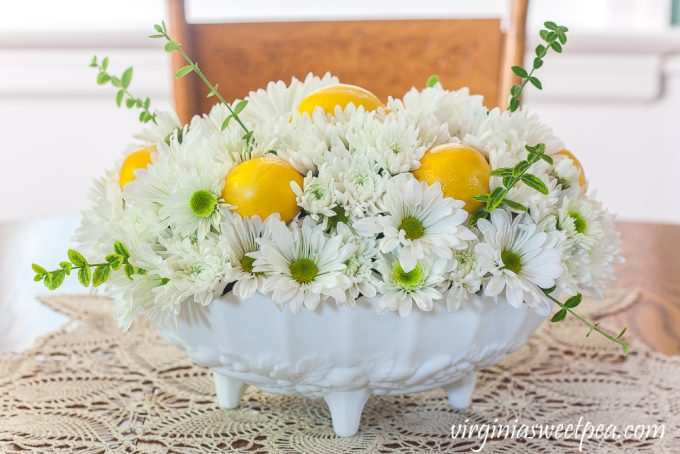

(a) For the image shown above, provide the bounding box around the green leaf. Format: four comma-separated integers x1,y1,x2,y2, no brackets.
540,154,554,165
174,65,194,79
550,41,563,53
110,76,121,88
154,23,164,33
32,264,47,275
143,97,151,109
485,187,507,213
426,74,439,88
105,253,124,270
221,115,233,131
468,208,489,228
78,265,91,287
535,44,547,58
164,40,180,52
528,77,542,90
542,285,557,295
586,322,600,337
510,84,521,97
115,89,125,107
96,72,111,85
34,274,43,282
121,67,133,88
539,29,549,41
533,57,543,69
59,261,72,273
558,31,567,45
232,99,248,115
509,97,520,112
148,33,164,39
511,66,528,78
67,249,87,267
92,264,111,287
545,31,558,42
125,98,136,108
564,294,582,308
617,326,628,339
101,56,109,70
622,343,631,356
550,309,567,323
544,21,558,31
48,270,66,290
89,55,98,68
472,194,489,202
512,160,530,177
502,199,528,211
490,167,513,177
207,85,219,98
520,174,549,194
124,263,134,279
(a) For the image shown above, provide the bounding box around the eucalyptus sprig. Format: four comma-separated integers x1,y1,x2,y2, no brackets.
544,289,630,356
32,241,146,290
89,56,156,124
149,21,252,138
470,143,553,226
508,21,568,112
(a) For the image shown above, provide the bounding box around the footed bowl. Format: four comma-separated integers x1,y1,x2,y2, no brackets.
155,292,547,437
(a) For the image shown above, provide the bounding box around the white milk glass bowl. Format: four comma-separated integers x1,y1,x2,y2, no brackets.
156,292,547,437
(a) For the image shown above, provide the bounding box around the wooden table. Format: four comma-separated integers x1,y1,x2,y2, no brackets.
604,222,680,355
0,217,678,354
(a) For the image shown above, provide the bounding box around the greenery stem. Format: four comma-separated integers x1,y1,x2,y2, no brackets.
152,22,251,136
545,293,630,355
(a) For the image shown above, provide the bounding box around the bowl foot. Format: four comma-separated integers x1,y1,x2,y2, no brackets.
324,389,370,437
445,371,477,410
213,371,246,409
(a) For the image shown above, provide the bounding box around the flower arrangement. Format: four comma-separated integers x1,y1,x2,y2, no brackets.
33,21,629,354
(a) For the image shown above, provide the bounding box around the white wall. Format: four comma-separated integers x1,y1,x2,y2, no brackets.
1,0,679,224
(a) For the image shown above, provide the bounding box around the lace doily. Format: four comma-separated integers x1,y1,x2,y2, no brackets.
1,289,679,453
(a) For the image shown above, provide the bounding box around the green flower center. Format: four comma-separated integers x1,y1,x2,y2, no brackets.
392,262,425,291
289,258,319,284
240,255,256,273
399,216,425,240
309,184,326,199
569,211,587,234
190,190,217,218
501,249,522,274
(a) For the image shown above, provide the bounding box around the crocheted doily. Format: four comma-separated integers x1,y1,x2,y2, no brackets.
1,288,679,453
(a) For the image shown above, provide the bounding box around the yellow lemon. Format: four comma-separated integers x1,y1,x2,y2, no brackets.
555,149,587,187
298,83,383,116
413,143,490,213
119,145,155,187
222,156,304,223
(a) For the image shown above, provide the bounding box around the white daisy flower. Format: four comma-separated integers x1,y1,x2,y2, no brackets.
336,223,379,304
154,233,232,311
354,175,474,272
159,168,227,240
445,241,487,311
75,170,125,260
251,216,355,312
319,146,388,220
292,169,338,220
475,209,564,313
376,253,449,317
240,72,339,128
358,111,427,175
557,196,623,297
222,214,274,300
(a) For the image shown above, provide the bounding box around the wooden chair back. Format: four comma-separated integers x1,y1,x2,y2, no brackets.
168,0,528,123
